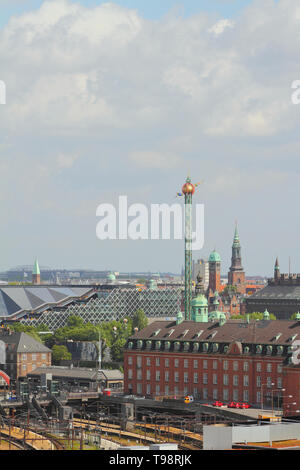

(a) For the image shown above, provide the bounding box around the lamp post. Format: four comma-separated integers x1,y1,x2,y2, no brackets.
261,382,275,410
271,388,286,417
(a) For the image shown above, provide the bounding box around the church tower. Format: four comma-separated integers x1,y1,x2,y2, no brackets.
32,259,41,285
228,225,246,294
208,250,221,293
274,257,280,282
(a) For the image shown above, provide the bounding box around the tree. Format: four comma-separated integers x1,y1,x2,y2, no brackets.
132,309,148,332
52,345,72,364
10,323,42,343
231,312,277,320
66,315,84,328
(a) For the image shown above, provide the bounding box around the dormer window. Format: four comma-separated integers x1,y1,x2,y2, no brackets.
168,329,175,337
272,333,282,342
183,329,189,337
152,329,161,337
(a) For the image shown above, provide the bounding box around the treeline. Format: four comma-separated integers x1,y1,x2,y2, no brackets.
9,309,148,363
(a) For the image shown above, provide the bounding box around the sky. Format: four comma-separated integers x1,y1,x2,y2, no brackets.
0,0,298,276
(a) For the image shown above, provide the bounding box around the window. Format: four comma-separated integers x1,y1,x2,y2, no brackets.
156,358,160,367
203,388,208,400
146,384,151,395
243,375,249,387
233,375,239,386
22,364,26,371
42,353,47,360
137,370,142,380
127,368,133,380
193,360,198,369
243,390,249,402
277,364,282,374
233,361,238,371
165,385,169,395
277,377,282,389
174,372,179,383
256,362,262,372
146,357,151,366
243,362,249,372
155,385,160,395
223,361,228,371
267,377,273,388
32,354,37,361
184,386,188,395
233,389,239,401
267,363,272,373
22,354,27,361
184,359,188,368
174,386,179,395
137,356,142,367
184,372,188,383
156,371,160,381
257,376,261,388
32,364,36,371
223,389,229,401
165,371,169,382
213,360,218,370
194,373,198,384
174,359,179,368
165,358,169,367
256,391,261,403
203,373,208,385
213,389,218,400
223,374,229,386
203,360,208,369
146,370,151,381
128,356,133,365
213,374,218,385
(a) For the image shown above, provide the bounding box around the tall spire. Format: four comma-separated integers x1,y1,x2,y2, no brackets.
32,259,41,285
33,259,40,276
233,222,240,247
228,223,246,294
274,257,280,281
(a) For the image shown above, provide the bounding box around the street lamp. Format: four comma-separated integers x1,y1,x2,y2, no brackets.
261,382,275,410
271,388,286,417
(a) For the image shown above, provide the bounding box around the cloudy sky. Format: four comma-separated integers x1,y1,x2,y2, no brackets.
0,0,299,276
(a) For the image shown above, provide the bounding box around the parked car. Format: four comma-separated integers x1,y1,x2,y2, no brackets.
239,402,251,409
227,401,239,408
212,401,224,407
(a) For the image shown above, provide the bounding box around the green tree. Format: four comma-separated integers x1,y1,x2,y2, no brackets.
10,323,42,343
52,345,72,364
66,315,85,328
231,312,277,320
132,309,148,332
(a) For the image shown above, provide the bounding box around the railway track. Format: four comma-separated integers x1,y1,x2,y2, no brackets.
0,424,65,450
72,418,201,450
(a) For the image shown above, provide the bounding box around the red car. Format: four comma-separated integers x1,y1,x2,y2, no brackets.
227,401,239,408
239,402,251,409
212,401,224,407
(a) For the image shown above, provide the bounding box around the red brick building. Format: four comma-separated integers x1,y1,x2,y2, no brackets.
124,315,300,415
0,327,52,387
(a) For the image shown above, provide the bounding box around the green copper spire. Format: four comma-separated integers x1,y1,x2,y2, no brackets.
233,223,240,246
33,259,40,275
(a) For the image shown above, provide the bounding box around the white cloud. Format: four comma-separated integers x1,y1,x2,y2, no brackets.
0,0,299,272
